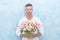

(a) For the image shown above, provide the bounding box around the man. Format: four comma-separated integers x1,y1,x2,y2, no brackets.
16,3,43,40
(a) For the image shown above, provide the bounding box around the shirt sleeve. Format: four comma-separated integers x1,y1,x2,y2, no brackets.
37,18,44,36
16,19,22,37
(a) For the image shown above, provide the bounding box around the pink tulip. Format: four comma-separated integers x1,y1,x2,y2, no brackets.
20,21,41,33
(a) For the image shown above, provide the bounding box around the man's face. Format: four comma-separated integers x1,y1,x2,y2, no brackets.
25,6,33,16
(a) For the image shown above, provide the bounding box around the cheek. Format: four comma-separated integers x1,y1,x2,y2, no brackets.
28,10,32,12
26,10,29,13
25,10,28,13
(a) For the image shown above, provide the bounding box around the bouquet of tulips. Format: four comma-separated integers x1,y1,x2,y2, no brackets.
20,21,41,40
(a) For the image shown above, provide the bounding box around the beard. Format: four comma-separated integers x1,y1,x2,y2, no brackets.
27,12,32,16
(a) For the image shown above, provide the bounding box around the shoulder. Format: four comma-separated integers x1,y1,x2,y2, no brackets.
33,16,42,23
33,16,41,21
19,16,26,21
18,16,26,26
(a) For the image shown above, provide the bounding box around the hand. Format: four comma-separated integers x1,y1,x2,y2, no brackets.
20,32,41,38
20,34,36,38
28,34,36,39
28,32,41,39
20,34,29,38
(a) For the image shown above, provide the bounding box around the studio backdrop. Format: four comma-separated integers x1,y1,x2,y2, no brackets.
0,0,60,40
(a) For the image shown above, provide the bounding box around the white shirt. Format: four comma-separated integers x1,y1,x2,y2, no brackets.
16,16,43,40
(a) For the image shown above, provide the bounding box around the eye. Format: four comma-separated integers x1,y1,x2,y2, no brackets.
27,9,29,10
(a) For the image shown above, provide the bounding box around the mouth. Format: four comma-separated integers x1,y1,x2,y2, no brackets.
28,12,31,13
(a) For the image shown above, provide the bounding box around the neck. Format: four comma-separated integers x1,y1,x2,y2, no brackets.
26,15,33,20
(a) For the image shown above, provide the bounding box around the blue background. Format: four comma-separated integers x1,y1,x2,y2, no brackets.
0,0,60,40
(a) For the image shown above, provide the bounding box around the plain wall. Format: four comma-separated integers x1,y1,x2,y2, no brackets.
0,0,60,40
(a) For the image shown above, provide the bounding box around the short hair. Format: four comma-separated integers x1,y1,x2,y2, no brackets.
25,3,33,7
